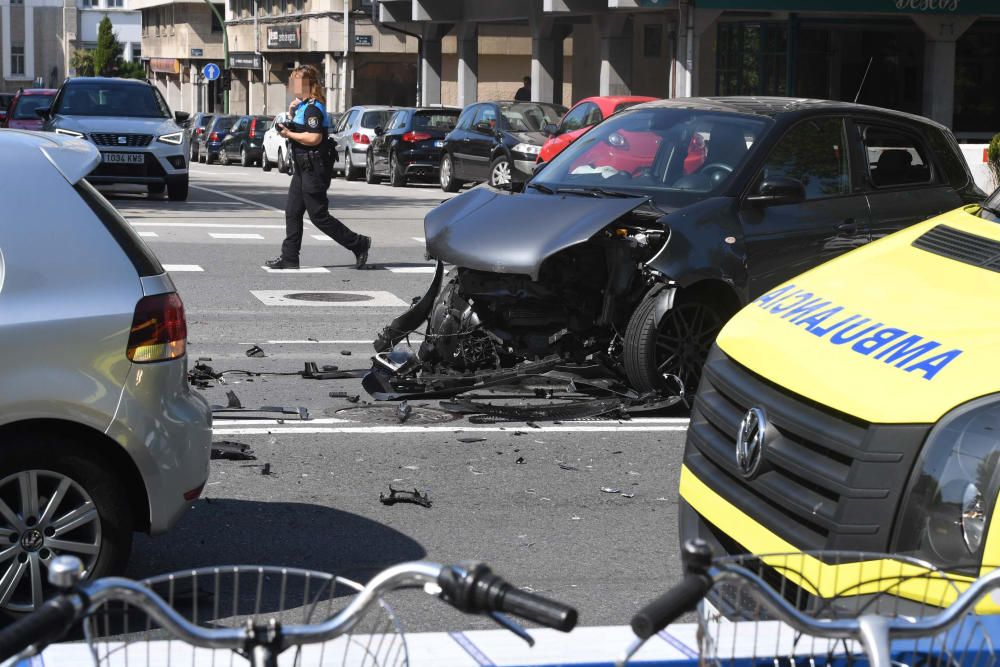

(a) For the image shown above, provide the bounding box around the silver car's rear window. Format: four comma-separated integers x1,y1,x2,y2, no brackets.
361,111,393,129
75,180,163,277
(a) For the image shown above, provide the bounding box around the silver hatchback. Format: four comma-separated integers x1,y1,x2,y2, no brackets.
0,130,212,613
331,105,399,180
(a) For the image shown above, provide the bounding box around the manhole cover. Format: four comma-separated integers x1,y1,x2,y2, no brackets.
286,292,375,303
327,405,460,424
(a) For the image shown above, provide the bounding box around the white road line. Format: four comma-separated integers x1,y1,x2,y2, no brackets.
189,184,283,212
412,237,425,243
266,340,371,344
210,232,266,240
162,264,204,272
214,418,354,426
311,235,334,242
384,266,437,274
180,201,247,205
131,222,285,229
213,425,689,435
250,290,408,307
260,266,330,274
214,417,690,427
137,232,158,237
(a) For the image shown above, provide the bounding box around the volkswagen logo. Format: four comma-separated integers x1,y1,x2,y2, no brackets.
735,407,767,478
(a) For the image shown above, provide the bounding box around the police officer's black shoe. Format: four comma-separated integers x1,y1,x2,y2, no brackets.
354,236,371,269
265,256,300,270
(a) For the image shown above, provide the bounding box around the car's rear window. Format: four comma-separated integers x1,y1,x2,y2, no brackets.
75,180,163,277
55,83,170,118
614,101,643,114
215,117,236,131
255,117,273,131
12,95,53,120
361,111,393,129
413,111,459,131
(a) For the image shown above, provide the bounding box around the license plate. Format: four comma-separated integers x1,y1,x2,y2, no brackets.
434,140,444,148
102,152,145,164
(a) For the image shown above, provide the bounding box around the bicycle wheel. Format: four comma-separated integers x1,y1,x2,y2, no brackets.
82,565,407,667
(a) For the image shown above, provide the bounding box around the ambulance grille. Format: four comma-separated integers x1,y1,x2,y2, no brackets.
913,224,1000,272
684,347,927,553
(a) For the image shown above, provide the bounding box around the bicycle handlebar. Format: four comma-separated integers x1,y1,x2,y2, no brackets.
0,560,578,663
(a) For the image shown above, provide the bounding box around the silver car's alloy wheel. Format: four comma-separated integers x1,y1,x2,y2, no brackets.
440,156,451,188
491,159,511,187
0,470,101,612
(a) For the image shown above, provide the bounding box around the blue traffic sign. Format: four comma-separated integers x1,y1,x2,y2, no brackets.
202,63,220,81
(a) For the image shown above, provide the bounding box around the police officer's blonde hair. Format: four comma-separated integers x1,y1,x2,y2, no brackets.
293,65,325,105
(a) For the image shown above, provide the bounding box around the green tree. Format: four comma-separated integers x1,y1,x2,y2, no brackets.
118,60,146,80
988,133,1000,189
92,16,123,76
70,49,95,77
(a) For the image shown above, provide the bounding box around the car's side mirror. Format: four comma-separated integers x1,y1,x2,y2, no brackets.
35,106,51,119
543,123,558,137
175,111,190,124
374,126,384,136
746,177,806,206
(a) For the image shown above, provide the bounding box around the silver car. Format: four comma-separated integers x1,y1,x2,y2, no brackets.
40,77,191,201
331,105,399,181
0,130,212,612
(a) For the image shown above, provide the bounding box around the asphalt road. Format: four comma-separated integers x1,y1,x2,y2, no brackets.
102,162,689,634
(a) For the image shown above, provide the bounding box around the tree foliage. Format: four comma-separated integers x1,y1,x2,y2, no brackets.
92,17,122,77
989,133,1000,190
70,49,95,77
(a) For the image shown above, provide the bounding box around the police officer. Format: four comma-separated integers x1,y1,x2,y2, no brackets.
265,65,371,270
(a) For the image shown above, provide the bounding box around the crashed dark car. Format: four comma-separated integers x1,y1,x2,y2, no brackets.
367,97,983,401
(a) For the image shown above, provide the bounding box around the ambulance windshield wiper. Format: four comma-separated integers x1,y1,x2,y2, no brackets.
556,186,642,199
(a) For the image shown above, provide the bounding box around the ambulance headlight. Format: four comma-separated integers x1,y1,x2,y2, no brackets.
893,395,1000,571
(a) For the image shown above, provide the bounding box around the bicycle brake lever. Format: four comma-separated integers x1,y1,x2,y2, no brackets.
488,612,534,647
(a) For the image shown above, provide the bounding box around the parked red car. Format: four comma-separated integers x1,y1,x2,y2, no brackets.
536,95,657,164
2,88,57,130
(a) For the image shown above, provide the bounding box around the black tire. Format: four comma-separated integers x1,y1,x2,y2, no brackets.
489,155,512,189
365,151,380,184
277,149,287,174
190,143,199,162
262,152,272,172
167,176,189,201
344,151,361,181
389,153,407,188
440,153,460,193
240,145,250,167
198,150,206,164
0,434,132,614
147,183,165,196
623,289,725,397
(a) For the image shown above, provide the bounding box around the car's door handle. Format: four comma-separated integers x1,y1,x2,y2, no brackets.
837,219,859,235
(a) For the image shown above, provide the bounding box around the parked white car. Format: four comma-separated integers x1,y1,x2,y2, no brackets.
261,112,293,174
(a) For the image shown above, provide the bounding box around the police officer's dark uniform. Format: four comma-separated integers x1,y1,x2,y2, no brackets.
266,98,370,270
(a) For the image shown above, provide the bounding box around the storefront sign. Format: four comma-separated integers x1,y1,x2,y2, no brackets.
694,0,999,14
231,52,262,69
355,34,373,47
267,25,301,49
149,58,180,74
191,48,203,57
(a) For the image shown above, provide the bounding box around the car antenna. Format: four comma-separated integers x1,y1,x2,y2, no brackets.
853,57,873,104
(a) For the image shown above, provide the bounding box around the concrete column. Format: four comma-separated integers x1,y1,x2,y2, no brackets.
190,62,198,113
420,24,450,106
456,23,478,107
595,14,631,97
911,15,976,129
323,52,335,112
528,16,569,105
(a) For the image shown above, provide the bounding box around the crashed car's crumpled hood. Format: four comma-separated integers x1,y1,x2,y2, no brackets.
717,205,1000,424
425,187,648,280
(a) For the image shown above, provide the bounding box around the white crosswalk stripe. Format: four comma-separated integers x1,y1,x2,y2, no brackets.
162,264,204,272
137,231,158,237
210,232,266,240
260,266,330,273
383,265,437,274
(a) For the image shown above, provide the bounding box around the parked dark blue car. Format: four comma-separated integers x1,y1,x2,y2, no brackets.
194,114,236,164
365,107,461,187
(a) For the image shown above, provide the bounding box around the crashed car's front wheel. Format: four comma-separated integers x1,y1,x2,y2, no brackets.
624,290,724,397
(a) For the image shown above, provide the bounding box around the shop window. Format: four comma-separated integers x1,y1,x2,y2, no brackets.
716,22,787,97
758,118,849,200
643,24,662,58
108,0,123,8
860,125,932,188
132,45,141,61
10,0,23,5
11,46,24,76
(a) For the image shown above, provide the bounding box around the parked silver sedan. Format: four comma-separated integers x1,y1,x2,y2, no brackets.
331,105,399,180
0,130,212,613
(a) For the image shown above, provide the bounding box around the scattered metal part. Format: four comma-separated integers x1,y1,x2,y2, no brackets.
341,350,352,356
515,457,526,464
458,437,487,444
346,395,360,403
327,405,459,425
212,405,310,420
621,493,635,499
328,391,350,398
439,398,626,424
397,401,412,423
600,487,622,494
211,441,256,461
379,486,431,508
246,345,266,358
188,361,224,388
301,362,366,380
226,390,242,409
261,463,272,476
526,421,542,429
558,463,579,471
322,365,339,371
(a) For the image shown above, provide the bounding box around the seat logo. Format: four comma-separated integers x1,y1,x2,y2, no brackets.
118,136,127,144
735,407,767,478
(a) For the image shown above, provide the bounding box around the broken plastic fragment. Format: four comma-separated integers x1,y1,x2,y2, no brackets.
600,487,622,494
379,486,431,508
246,345,266,358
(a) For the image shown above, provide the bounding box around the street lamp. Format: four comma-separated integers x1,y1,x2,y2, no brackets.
202,0,230,113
